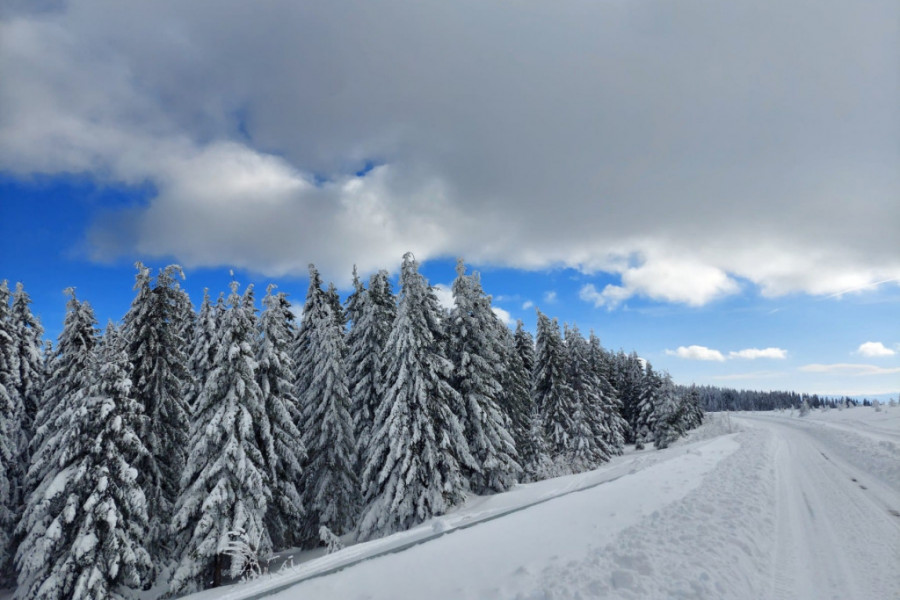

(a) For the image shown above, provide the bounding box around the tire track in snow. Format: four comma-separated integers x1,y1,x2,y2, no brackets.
743,416,900,600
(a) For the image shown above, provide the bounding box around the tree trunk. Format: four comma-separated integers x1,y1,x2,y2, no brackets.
213,553,225,587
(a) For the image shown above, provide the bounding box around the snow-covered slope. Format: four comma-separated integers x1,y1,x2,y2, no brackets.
184,409,900,600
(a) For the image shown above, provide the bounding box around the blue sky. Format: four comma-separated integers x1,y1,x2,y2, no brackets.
1,0,898,399
3,177,898,400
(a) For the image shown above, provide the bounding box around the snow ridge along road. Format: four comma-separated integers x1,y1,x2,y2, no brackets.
188,418,740,600
183,410,900,600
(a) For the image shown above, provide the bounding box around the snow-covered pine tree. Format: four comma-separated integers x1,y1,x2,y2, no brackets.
588,332,627,455
0,280,23,585
533,311,575,468
257,285,306,550
358,253,475,541
10,283,44,444
494,320,537,480
448,261,520,493
652,372,683,449
512,319,552,479
16,323,152,600
292,265,326,428
615,351,644,444
121,263,191,564
344,266,365,328
325,282,347,333
681,385,704,430
27,290,97,501
172,279,196,415
347,270,396,470
0,391,12,587
171,281,272,594
172,280,195,345
187,289,218,414
514,320,536,376
564,325,612,471
299,290,358,544
633,363,661,449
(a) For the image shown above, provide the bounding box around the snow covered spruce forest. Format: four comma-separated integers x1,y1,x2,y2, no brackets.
0,253,704,599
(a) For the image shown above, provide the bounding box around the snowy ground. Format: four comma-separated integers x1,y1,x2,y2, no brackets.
177,406,899,600
5,408,896,600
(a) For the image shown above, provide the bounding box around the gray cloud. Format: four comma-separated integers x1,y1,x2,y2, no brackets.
1,0,898,296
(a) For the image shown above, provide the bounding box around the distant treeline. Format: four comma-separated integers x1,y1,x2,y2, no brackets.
687,385,880,412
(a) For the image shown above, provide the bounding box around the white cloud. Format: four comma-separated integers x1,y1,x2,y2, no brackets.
543,291,557,304
522,300,534,310
728,348,788,360
667,345,787,362
1,1,898,297
432,283,454,311
580,255,739,308
492,306,512,326
579,284,607,307
666,345,726,362
856,341,896,357
799,363,900,376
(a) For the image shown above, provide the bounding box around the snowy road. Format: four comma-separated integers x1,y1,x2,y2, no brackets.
738,414,900,600
183,410,900,600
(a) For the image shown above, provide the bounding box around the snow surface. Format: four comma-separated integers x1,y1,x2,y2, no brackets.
178,408,900,600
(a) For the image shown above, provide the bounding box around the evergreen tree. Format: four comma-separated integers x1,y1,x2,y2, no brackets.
121,263,191,563
588,332,627,455
10,283,44,442
448,261,520,493
343,266,365,328
325,282,347,333
171,280,196,413
16,324,151,600
512,320,552,479
292,265,326,427
652,373,683,449
0,280,22,585
257,285,306,550
17,307,153,600
358,253,475,540
187,289,217,414
514,320,536,376
633,363,661,449
171,282,271,593
347,270,395,470
0,405,13,586
615,351,644,443
299,295,358,543
564,325,612,471
28,290,97,500
495,321,537,480
533,311,575,466
681,385,704,430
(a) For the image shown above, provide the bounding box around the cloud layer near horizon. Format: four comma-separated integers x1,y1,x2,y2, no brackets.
2,0,898,296
666,345,788,362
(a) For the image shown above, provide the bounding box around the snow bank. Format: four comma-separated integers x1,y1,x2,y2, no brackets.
185,424,740,600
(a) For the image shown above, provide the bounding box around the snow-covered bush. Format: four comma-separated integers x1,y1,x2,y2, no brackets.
223,528,266,581
318,526,344,554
